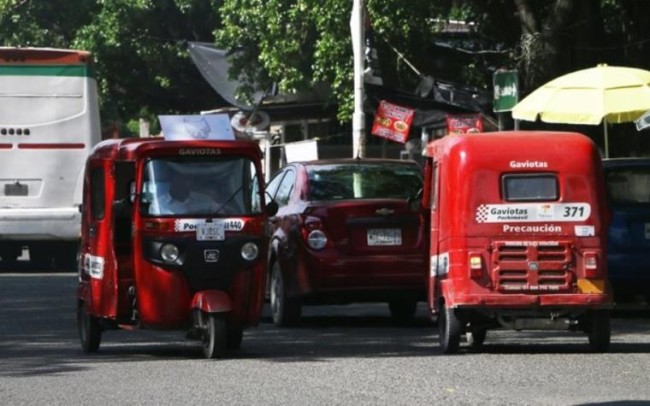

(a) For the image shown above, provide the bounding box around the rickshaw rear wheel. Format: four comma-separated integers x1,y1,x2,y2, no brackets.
588,310,611,353
203,314,227,359
77,301,101,353
439,302,461,354
270,262,301,327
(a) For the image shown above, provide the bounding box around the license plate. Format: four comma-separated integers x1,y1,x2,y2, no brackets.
367,228,402,246
4,182,27,196
196,222,225,241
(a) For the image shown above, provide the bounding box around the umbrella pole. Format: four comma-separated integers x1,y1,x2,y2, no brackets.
603,119,609,158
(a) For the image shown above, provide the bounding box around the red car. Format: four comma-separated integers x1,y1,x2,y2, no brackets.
265,158,426,326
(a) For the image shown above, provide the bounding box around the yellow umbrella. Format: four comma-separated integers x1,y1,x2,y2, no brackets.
512,64,650,157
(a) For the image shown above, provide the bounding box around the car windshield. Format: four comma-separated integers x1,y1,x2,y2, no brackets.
606,167,650,205
307,162,422,201
141,156,261,216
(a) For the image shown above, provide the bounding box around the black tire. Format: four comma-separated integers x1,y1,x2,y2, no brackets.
466,329,487,350
77,301,101,353
270,262,301,326
388,299,418,323
203,313,227,359
226,326,244,350
438,302,462,354
588,310,611,353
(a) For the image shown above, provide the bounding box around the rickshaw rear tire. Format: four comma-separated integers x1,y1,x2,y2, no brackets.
77,301,101,353
270,262,301,327
439,302,461,354
203,314,227,359
226,326,243,350
588,310,611,353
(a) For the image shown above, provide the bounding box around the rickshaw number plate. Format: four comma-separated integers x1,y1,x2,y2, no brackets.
196,222,225,241
367,228,402,246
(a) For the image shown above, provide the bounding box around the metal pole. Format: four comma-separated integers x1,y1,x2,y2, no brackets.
350,0,366,158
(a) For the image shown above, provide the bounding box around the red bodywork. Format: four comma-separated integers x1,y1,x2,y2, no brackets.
423,131,611,315
77,138,269,332
268,159,426,305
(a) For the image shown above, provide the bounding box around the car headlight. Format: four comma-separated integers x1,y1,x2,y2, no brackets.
241,242,259,261
160,243,180,263
307,230,327,250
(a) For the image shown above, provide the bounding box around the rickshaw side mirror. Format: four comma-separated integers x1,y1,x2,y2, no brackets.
265,200,279,217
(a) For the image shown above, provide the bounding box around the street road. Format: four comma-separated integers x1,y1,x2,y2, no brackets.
2,272,650,405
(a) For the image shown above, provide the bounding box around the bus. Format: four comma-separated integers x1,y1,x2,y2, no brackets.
0,47,101,269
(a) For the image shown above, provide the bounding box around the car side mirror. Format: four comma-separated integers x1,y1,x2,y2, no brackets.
265,200,279,217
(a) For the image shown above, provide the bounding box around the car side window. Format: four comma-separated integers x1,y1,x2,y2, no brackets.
266,171,286,200
275,169,296,207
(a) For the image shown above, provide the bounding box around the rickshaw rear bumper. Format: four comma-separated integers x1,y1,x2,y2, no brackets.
448,292,612,309
190,290,233,313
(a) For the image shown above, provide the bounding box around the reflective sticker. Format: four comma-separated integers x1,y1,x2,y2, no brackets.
84,254,105,280
575,225,595,237
174,218,245,232
430,253,449,276
475,203,591,223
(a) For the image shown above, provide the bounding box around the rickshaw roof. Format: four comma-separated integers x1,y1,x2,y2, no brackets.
424,131,597,161
89,137,262,161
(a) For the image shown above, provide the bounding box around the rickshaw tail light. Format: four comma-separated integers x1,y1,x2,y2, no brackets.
469,253,483,279
584,252,598,278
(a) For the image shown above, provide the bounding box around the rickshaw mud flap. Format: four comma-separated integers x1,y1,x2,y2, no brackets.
190,289,232,313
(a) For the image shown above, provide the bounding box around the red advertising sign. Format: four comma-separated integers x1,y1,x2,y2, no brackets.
446,114,484,134
371,100,415,143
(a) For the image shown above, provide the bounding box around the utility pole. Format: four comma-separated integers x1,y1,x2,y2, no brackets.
350,0,366,158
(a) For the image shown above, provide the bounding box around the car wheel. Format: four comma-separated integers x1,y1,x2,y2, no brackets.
270,262,301,327
77,301,101,353
388,299,417,323
588,310,611,353
226,325,243,350
438,302,461,354
203,313,227,359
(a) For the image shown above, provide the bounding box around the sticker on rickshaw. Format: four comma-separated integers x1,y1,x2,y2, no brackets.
475,202,591,223
174,218,245,232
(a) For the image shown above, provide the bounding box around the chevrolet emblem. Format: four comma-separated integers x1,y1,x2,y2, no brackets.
375,208,394,216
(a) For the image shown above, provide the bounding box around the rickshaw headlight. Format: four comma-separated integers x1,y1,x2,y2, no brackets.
307,230,327,250
241,242,259,261
160,243,180,263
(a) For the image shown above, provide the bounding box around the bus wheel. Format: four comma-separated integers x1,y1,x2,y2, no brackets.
77,301,101,353
588,310,611,353
270,262,301,326
203,313,227,359
439,302,461,354
466,329,487,350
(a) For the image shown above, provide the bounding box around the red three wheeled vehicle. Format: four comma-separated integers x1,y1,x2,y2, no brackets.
76,135,277,358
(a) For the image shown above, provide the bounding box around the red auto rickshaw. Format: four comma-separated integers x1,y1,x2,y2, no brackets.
76,137,277,358
422,131,612,353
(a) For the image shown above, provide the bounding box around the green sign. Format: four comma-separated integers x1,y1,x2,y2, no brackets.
493,70,519,113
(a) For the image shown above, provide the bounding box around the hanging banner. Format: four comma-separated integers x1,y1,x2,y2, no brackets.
371,100,415,143
446,114,484,134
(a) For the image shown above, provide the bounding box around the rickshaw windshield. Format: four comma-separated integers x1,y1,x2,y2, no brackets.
141,156,262,217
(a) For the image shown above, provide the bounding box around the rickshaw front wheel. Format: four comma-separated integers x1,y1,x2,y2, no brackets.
77,301,101,353
203,314,227,359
